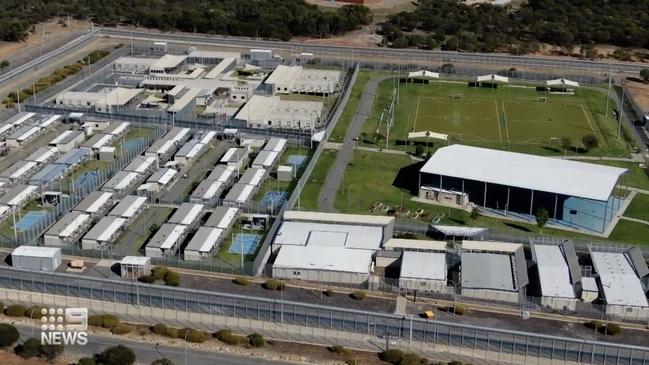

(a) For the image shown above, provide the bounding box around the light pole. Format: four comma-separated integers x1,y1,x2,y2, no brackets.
184,330,190,365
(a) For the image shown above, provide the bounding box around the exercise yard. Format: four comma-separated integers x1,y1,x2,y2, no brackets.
365,80,631,156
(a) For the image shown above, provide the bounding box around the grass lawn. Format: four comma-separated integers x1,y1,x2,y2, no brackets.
115,206,173,256
608,220,649,246
328,71,389,143
363,81,633,157
298,149,337,210
60,159,111,194
622,193,649,221
594,160,649,190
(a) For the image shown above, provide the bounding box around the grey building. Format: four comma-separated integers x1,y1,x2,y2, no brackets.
183,226,224,261
72,191,114,218
43,211,92,247
81,216,127,250
168,202,204,229
145,223,187,258
12,246,62,272
108,195,147,223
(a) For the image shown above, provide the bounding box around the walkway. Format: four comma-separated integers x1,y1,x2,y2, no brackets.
318,76,388,212
560,153,645,162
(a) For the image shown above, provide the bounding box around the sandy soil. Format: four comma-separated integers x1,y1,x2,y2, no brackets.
626,80,649,114
0,18,91,63
0,350,70,365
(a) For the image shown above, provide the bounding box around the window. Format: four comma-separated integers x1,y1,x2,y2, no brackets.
232,95,236,99
569,210,577,215
293,271,301,276
268,121,272,125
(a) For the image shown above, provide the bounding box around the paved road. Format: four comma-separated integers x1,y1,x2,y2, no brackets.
99,27,649,75
13,324,291,365
318,76,388,212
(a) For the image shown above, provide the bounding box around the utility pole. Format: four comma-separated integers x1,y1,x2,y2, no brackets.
618,87,625,140
605,64,612,116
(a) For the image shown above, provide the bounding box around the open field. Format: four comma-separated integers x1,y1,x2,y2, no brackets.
364,80,634,157
608,220,649,246
298,149,337,210
622,193,649,222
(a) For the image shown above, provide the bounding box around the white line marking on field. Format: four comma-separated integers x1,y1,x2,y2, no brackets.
494,100,503,142
580,104,597,134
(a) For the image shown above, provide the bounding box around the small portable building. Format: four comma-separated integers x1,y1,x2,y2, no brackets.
277,165,293,181
222,183,256,208
273,245,372,284
204,206,238,232
0,161,39,184
251,150,279,170
174,140,206,167
262,138,287,154
108,195,147,223
145,168,178,192
238,167,267,187
123,156,156,175
0,184,38,209
399,251,448,292
102,171,140,196
72,191,114,218
183,226,224,261
43,211,91,247
168,202,204,228
120,256,151,279
48,130,85,152
81,216,126,250
206,165,237,187
145,223,187,258
219,146,249,170
12,246,62,272
25,146,58,165
189,180,223,207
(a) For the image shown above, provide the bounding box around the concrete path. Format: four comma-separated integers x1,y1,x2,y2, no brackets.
318,76,388,212
620,216,649,226
559,153,645,162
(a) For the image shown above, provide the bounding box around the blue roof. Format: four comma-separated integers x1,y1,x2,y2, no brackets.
54,148,90,167
30,164,68,184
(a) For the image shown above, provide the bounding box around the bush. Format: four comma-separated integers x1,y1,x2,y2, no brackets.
138,275,155,284
164,327,179,338
248,333,265,347
151,359,175,365
98,345,136,365
100,314,120,329
606,323,623,335
14,337,41,358
186,329,208,343
88,314,103,327
452,304,468,315
351,291,366,301
25,306,45,319
582,134,599,150
78,357,97,365
110,324,133,335
151,266,168,280
5,304,26,317
585,320,604,330
164,271,181,286
151,323,167,336
0,323,19,347
323,289,334,297
215,329,245,346
39,343,64,362
262,279,285,291
398,353,421,365
328,345,349,355
380,349,405,364
233,277,250,286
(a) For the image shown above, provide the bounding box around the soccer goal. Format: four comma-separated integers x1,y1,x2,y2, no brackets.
451,93,464,100
536,96,547,102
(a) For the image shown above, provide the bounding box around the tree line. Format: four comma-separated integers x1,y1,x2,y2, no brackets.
379,0,649,54
0,0,372,42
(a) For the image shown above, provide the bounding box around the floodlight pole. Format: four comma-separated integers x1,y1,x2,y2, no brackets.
617,87,625,140
604,64,612,117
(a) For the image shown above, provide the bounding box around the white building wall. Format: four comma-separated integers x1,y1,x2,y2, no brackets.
272,267,369,285
398,278,448,293
541,296,577,311
461,288,520,303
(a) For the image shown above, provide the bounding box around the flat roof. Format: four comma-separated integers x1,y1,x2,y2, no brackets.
533,244,575,299
83,216,126,242
73,191,113,214
151,54,187,70
263,138,287,153
274,245,372,274
0,161,38,180
220,147,247,164
205,206,238,229
103,171,139,191
82,133,114,149
239,167,266,186
30,164,67,184
168,203,204,226
273,221,382,250
103,121,130,136
8,125,41,141
109,195,147,218
431,225,488,237
148,168,177,185
591,252,648,307
207,165,236,183
25,146,57,163
400,251,447,281
462,241,522,254
462,252,516,291
147,223,186,250
385,238,447,251
420,145,626,201
5,112,36,126
283,211,394,226
46,211,90,238
121,256,150,266
252,151,278,168
175,140,205,159
0,184,37,206
54,148,90,166
185,226,224,253
13,245,60,258
191,180,223,200
224,183,255,204
50,130,84,145
199,131,216,145
124,156,156,173
38,115,62,128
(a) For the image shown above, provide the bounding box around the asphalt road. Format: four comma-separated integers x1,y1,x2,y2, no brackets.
12,324,292,365
99,27,648,75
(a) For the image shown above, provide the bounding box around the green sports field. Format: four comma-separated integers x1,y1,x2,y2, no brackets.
365,80,633,156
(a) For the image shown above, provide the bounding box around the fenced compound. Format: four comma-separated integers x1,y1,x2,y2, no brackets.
0,266,647,365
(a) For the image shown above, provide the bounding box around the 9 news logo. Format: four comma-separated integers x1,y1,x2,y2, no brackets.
40,307,88,345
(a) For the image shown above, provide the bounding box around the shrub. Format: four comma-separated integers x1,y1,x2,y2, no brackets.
398,353,421,365
164,327,179,338
233,277,250,286
183,329,206,343
0,323,19,347
138,275,155,284
323,289,334,297
605,323,623,335
262,279,285,291
582,134,599,150
100,314,120,329
351,291,366,301
5,304,26,317
110,324,133,335
164,271,181,286
151,266,168,280
215,329,245,345
14,337,41,358
151,323,167,335
248,333,265,347
380,349,405,364
78,357,97,365
25,306,45,319
585,320,604,330
88,314,103,327
151,359,175,365
98,345,136,365
177,328,190,339
452,304,468,315
328,345,349,355
39,343,64,362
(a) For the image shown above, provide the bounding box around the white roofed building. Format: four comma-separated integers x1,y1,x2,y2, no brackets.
145,223,187,258
174,140,206,167
475,74,509,85
233,95,323,130
0,161,39,184
0,184,38,209
399,251,448,292
44,211,91,247
81,216,126,250
168,202,204,229
102,171,140,196
12,246,62,272
545,78,579,91
55,87,144,113
531,239,581,310
190,180,224,207
219,146,249,170
184,227,224,261
142,168,177,192
72,191,114,218
419,145,627,234
108,195,147,223
204,206,238,232
265,65,341,95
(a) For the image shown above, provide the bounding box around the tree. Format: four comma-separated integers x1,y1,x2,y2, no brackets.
582,134,599,150
0,60,8,70
536,208,549,233
470,207,480,220
151,359,175,365
98,345,136,365
39,343,64,362
640,69,649,83
559,137,572,154
0,323,19,347
14,338,41,358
